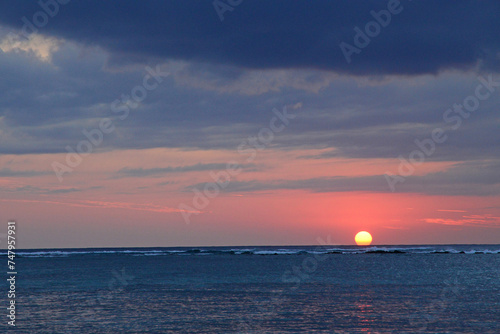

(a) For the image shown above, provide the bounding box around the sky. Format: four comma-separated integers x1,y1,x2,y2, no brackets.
0,0,499,248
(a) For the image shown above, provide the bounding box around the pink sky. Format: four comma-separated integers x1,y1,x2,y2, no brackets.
2,148,499,248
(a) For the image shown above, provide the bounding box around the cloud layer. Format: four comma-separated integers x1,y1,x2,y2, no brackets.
0,1,499,75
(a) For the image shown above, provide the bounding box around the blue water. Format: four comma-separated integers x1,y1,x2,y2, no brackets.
1,245,499,333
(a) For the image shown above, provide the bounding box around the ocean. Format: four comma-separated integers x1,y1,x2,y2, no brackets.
2,245,499,333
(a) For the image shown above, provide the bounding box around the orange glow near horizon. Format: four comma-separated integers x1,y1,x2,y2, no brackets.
1,148,500,248
355,231,373,246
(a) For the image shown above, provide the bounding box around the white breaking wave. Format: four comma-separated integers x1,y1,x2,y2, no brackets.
2,245,499,258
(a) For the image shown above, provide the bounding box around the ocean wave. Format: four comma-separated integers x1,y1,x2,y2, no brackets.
2,245,499,258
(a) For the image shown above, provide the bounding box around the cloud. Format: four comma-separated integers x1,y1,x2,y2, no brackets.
0,185,82,194
422,214,500,228
115,162,258,178
184,160,500,196
0,167,50,177
46,187,82,194
0,1,499,75
0,184,104,194
0,33,61,62
0,2,498,175
185,175,388,194
437,209,467,213
0,40,498,164
0,198,185,214
172,62,339,95
157,181,175,186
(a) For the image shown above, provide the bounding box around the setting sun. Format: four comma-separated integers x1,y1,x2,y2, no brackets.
355,231,372,246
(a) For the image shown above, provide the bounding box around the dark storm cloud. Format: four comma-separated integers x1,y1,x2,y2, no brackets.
1,1,499,166
0,0,499,75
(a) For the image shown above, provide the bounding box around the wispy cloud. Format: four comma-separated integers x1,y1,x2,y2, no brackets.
0,185,103,194
422,214,500,228
157,181,175,186
115,163,258,178
1,185,82,194
437,209,468,213
382,225,409,230
0,168,50,177
185,160,500,196
0,198,188,214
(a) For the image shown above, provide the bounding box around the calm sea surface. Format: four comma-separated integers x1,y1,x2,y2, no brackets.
1,245,499,333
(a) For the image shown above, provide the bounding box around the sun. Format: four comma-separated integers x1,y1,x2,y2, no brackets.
355,231,372,246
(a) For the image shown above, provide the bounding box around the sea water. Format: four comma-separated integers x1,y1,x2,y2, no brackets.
2,245,499,333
